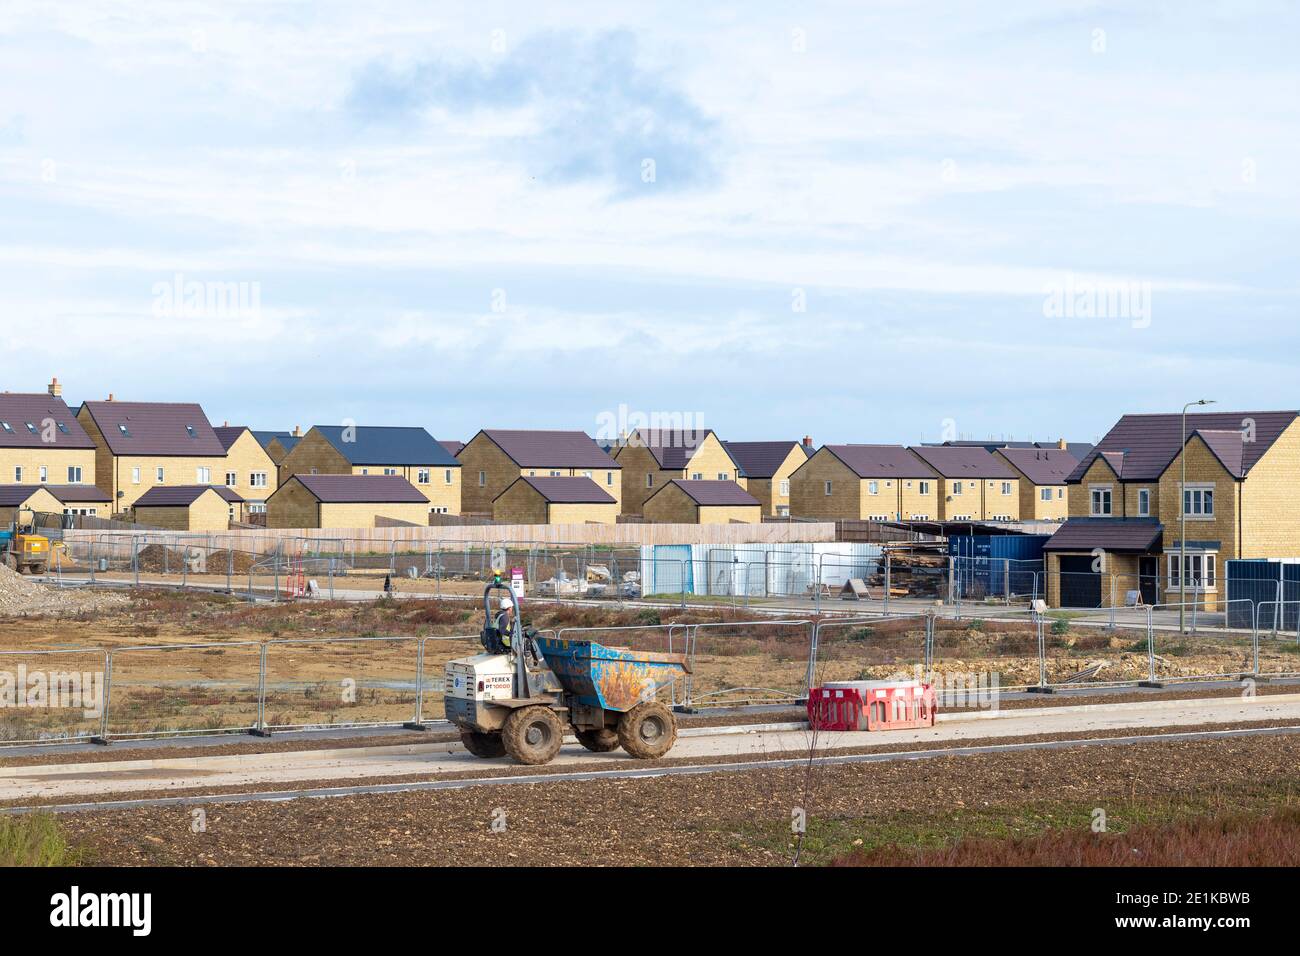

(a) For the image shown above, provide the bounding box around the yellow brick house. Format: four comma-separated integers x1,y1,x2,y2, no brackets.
722,440,812,516
492,476,619,525
1044,409,1300,609
906,446,1020,522
214,426,278,517
642,479,761,524
266,474,432,529
76,398,228,514
457,429,621,515
789,444,939,521
277,426,461,515
0,382,99,492
612,429,740,516
994,447,1077,521
132,485,244,532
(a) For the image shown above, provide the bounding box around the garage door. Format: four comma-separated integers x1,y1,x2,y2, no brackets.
1057,555,1102,608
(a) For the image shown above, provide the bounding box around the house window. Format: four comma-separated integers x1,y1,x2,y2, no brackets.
951,482,963,496
1137,488,1150,516
226,472,238,487
1168,552,1217,591
919,481,930,495
606,472,614,486
478,471,486,487
1183,486,1214,518
360,468,369,475
1001,482,1012,495
430,506,449,514
824,480,833,496
118,424,130,437
250,472,268,488
67,466,82,483
417,469,430,484
716,472,727,481
383,468,398,476
186,425,197,438
690,472,703,480
1057,488,1064,499
646,474,654,488
132,467,141,484
779,479,790,496
0,422,11,433
1040,488,1052,501
39,466,47,483
156,467,165,483
13,466,20,482
248,503,267,514
1090,487,1112,516
582,470,592,478
25,422,37,434
196,467,211,483
868,481,879,495
550,470,562,477
444,469,453,484
777,505,790,516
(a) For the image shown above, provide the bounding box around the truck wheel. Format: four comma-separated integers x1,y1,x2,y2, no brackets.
502,706,563,765
31,564,47,576
617,702,677,759
460,731,506,758
575,728,620,752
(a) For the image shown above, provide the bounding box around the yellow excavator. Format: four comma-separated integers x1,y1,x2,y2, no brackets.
0,506,50,575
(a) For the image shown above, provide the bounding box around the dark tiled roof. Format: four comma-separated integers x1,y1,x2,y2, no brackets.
1192,429,1246,478
907,445,1017,479
479,430,619,469
81,401,225,456
440,439,465,457
1066,411,1297,483
253,430,300,453
1043,518,1163,553
134,485,244,507
500,476,617,504
43,484,112,503
0,485,58,507
0,394,96,449
996,447,1079,485
630,429,729,470
213,426,247,451
656,479,759,507
816,444,937,479
291,474,427,503
926,439,1095,459
721,441,805,479
312,426,459,467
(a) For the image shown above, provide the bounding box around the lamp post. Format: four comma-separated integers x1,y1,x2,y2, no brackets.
1180,399,1216,633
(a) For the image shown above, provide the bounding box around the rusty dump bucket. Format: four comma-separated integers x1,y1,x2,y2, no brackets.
535,637,690,712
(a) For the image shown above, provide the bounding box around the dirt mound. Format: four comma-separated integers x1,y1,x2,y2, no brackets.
0,563,129,617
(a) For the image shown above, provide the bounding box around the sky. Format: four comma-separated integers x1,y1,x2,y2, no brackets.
1,1,1297,447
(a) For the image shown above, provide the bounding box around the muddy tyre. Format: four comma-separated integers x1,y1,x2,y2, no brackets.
30,564,47,576
575,728,620,753
460,731,506,758
502,706,564,765
617,702,677,759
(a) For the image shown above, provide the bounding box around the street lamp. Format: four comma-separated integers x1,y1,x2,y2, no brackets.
1180,399,1216,633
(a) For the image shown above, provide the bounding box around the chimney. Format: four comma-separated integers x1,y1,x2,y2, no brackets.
803,435,813,448
223,420,229,427
293,425,302,437
1058,438,1067,450
48,377,62,397
107,393,115,402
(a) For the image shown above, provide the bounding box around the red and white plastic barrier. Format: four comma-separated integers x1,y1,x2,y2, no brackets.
807,680,936,732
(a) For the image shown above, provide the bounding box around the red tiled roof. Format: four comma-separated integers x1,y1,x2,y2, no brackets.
0,394,96,450
290,474,427,504
81,401,225,456
498,476,616,504
907,445,1017,479
479,430,618,469
1067,410,1297,483
996,447,1079,485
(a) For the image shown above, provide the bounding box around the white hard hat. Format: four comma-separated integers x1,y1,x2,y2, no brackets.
499,596,514,609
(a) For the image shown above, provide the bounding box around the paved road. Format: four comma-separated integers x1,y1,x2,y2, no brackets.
2,693,1296,804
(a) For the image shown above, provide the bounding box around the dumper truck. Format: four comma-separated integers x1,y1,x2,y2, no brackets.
444,575,689,764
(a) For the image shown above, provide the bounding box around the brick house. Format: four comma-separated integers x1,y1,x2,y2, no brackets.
722,440,812,516
457,429,621,514
642,479,761,524
788,444,939,521
994,447,1078,521
133,485,244,531
613,429,740,515
0,381,98,491
252,428,302,469
77,398,227,514
277,426,461,515
214,425,278,516
492,476,618,525
1044,409,1300,609
906,446,1021,521
266,474,432,529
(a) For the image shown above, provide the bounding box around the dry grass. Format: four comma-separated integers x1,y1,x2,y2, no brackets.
831,805,1300,867
0,812,80,866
